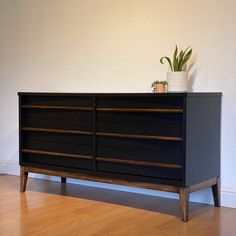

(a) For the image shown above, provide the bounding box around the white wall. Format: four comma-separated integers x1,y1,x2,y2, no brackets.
0,0,236,207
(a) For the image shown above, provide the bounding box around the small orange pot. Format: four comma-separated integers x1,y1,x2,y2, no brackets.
155,84,166,93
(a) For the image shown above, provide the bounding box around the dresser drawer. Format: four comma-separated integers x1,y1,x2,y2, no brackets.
21,109,93,132
96,96,184,109
96,112,183,137
21,95,93,107
97,161,182,181
96,136,183,165
22,152,92,170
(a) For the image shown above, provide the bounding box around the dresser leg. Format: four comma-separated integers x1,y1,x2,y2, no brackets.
20,167,28,192
212,177,221,207
179,187,190,222
61,177,67,184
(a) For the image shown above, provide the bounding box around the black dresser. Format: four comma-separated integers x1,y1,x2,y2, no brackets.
18,92,221,221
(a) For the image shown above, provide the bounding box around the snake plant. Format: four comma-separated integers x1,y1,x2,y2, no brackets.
160,45,192,71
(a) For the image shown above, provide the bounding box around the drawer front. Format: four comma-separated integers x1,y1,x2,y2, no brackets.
96,137,183,181
96,97,184,138
19,95,94,170
19,94,185,182
21,109,93,132
21,95,92,107
22,153,92,170
96,112,183,137
20,131,93,170
96,161,182,181
95,96,185,182
96,96,184,109
20,95,93,132
21,131,93,156
97,137,183,164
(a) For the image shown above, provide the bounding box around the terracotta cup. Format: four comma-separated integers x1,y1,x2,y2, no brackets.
155,84,166,93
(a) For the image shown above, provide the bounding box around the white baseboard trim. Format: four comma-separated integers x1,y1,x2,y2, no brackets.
0,161,20,175
221,188,236,208
1,162,235,208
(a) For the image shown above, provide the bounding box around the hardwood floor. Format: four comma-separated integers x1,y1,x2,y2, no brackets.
0,175,236,236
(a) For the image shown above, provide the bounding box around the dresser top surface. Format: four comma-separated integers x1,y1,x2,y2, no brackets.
18,92,222,97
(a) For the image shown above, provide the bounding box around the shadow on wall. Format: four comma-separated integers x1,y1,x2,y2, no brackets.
187,54,198,92
188,58,211,92
188,67,197,92
0,130,19,166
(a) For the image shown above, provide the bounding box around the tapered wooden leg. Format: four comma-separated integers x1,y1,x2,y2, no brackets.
20,167,28,192
212,177,221,207
61,177,67,184
179,187,190,222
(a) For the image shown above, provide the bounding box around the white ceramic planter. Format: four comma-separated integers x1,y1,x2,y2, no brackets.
167,71,188,92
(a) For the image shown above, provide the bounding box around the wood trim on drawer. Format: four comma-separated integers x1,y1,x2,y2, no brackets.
21,105,93,111
21,127,93,136
21,127,182,141
96,157,182,169
96,108,183,113
21,149,92,160
96,132,183,141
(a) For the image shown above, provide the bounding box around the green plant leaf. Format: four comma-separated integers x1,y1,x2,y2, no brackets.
151,80,167,87
176,50,184,71
160,45,192,71
180,48,192,71
173,57,179,71
160,57,173,71
177,47,192,71
175,50,183,71
173,45,178,71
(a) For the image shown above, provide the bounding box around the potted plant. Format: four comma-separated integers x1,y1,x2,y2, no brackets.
160,45,192,92
151,80,167,93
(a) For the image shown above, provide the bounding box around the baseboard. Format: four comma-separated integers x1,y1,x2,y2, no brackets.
221,188,236,208
1,162,235,208
0,161,20,175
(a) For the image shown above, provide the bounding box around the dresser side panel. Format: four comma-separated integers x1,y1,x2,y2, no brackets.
185,95,221,186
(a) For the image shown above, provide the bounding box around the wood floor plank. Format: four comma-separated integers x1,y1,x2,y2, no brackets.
0,175,236,236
